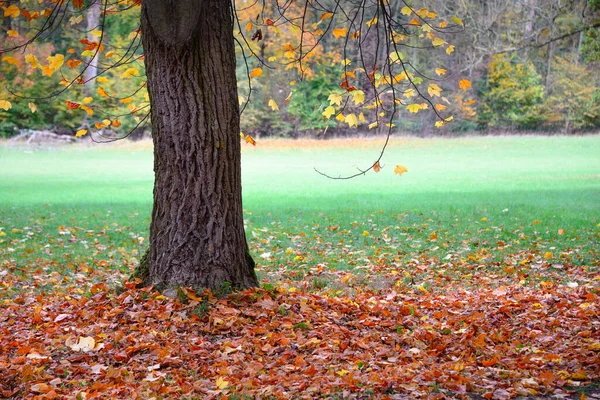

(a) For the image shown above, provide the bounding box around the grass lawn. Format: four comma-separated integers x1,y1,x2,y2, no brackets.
0,136,599,398
0,136,598,293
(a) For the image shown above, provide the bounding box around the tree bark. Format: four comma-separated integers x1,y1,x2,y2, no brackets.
84,0,100,94
137,0,258,291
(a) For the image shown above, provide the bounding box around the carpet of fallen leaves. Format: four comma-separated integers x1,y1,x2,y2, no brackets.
1,263,599,399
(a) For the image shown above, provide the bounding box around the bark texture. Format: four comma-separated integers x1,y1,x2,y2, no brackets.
138,0,258,290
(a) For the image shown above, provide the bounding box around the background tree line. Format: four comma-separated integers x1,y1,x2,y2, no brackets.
1,0,600,138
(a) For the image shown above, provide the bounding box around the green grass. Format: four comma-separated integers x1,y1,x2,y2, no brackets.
0,136,599,297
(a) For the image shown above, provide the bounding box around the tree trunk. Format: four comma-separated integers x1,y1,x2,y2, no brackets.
137,0,258,291
84,0,100,94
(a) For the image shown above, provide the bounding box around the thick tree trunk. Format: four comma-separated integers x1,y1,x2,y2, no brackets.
137,0,258,291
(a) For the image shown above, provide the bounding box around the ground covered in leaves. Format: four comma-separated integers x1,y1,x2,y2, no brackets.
1,255,598,399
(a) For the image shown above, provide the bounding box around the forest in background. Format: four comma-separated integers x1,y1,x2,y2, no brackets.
1,0,600,138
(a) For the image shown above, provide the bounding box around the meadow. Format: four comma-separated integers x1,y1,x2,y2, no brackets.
1,136,599,398
0,136,598,294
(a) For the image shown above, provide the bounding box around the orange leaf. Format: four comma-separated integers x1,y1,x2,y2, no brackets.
332,28,347,38
80,105,94,116
373,161,381,173
245,134,256,146
66,59,81,69
66,101,80,110
250,68,263,78
459,79,472,90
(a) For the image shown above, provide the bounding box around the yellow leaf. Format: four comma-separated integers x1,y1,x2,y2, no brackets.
358,112,366,122
451,16,464,26
435,121,444,128
80,105,94,116
3,5,20,18
401,6,412,15
335,113,345,122
249,68,262,78
121,68,139,78
440,21,448,28
284,91,292,104
544,252,553,259
98,86,108,97
128,31,139,40
404,89,416,98
7,30,18,37
25,54,40,69
389,51,404,64
28,102,37,113
105,51,116,59
2,56,18,66
416,8,428,18
47,54,64,70
76,129,88,137
428,83,442,97
268,98,279,111
362,230,370,236
245,22,253,32
332,28,347,38
240,132,245,139
366,17,378,27
90,29,102,38
245,134,256,146
0,100,12,110
120,97,133,104
352,90,365,105
215,376,229,390
81,50,95,57
435,103,447,111
83,97,93,104
345,113,358,128
328,93,343,106
102,119,111,127
446,45,455,55
459,79,472,90
407,104,421,113
435,68,447,76
97,76,109,83
322,105,335,119
337,369,350,377
432,37,445,47
368,121,378,129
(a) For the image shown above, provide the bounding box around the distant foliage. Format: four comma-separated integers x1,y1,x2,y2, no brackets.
544,57,600,131
582,28,600,63
479,55,545,129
